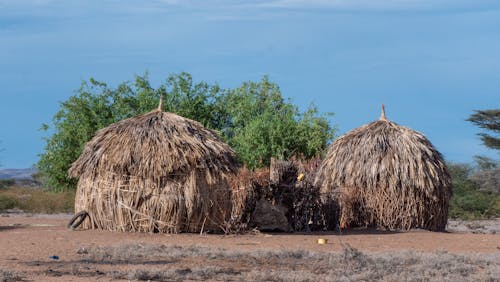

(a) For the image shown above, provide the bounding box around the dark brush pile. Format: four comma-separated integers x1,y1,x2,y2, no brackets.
229,158,333,232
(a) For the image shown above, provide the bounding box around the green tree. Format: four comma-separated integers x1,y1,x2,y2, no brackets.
467,109,500,151
222,77,335,168
39,73,334,190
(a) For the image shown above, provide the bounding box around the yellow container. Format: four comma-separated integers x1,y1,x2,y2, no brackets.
297,173,305,181
317,238,328,245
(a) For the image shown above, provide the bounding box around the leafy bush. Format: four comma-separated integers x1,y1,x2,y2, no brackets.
223,78,334,168
448,162,500,219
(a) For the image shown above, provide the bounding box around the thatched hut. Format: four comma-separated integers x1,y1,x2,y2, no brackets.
315,106,452,231
69,100,237,233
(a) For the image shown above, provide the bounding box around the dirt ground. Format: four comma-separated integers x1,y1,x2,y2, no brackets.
1,213,499,281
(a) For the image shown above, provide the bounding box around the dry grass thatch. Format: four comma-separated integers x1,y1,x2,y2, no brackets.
227,167,270,231
69,107,237,233
315,106,452,231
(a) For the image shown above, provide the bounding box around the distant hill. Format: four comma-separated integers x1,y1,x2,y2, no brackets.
0,168,37,179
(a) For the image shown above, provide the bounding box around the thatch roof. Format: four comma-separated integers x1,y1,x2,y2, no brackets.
69,104,238,233
315,106,452,231
69,110,236,181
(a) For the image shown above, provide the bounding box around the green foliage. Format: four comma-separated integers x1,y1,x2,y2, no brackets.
448,162,500,219
162,74,225,130
38,73,334,191
467,109,500,151
223,77,334,168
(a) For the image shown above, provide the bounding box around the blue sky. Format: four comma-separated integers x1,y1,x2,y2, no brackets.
0,0,499,168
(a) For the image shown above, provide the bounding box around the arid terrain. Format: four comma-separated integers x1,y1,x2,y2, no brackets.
1,212,499,281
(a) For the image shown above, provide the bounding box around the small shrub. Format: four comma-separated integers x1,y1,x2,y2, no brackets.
0,195,17,211
0,179,15,189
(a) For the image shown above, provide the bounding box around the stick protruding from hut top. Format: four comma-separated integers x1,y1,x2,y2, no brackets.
158,95,164,112
380,104,387,121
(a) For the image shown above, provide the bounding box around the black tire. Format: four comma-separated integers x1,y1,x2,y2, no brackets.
68,211,88,230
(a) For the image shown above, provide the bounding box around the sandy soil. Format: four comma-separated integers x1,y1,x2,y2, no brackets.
1,213,499,281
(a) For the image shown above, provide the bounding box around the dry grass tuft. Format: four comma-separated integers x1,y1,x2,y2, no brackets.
0,186,74,213
110,266,241,281
228,167,269,231
65,243,500,282
0,269,24,282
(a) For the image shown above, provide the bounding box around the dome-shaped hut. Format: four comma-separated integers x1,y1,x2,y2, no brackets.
315,106,451,231
68,100,237,233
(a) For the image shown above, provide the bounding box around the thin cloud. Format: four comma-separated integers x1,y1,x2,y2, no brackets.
243,0,500,12
257,0,428,9
0,0,57,7
3,0,498,16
